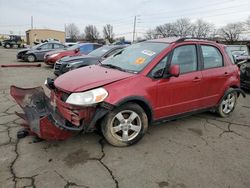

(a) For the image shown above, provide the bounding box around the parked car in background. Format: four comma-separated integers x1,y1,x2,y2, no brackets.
11,37,245,146
2,35,23,48
54,45,125,76
17,42,66,62
44,43,102,66
240,61,250,90
228,50,250,90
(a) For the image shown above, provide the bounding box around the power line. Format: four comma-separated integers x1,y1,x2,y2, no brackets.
141,3,250,22
141,0,238,17
140,7,250,25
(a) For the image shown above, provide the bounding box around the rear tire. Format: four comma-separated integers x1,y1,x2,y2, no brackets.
217,89,238,118
101,103,148,147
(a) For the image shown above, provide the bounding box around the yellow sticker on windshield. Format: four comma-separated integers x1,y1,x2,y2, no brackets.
135,57,146,65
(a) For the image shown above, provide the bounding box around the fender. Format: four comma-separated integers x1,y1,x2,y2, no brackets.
114,96,154,122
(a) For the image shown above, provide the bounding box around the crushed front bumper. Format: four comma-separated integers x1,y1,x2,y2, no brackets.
10,85,112,140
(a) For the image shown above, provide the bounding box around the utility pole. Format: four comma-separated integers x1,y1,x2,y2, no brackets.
132,16,136,43
132,15,140,42
31,16,33,29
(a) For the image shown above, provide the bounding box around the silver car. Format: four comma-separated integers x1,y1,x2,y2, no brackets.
17,42,67,62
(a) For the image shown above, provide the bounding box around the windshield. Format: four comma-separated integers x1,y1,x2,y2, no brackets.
89,46,114,57
67,44,80,50
101,42,169,73
31,43,43,50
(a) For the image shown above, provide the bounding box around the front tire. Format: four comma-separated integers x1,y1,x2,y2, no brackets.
217,89,238,118
26,54,36,62
5,43,11,48
101,103,148,147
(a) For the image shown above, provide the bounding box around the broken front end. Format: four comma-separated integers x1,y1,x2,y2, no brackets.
10,83,112,140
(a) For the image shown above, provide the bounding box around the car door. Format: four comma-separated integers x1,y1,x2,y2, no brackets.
153,44,203,119
199,44,229,107
36,43,53,60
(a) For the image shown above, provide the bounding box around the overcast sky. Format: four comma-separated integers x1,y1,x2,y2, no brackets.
0,0,250,40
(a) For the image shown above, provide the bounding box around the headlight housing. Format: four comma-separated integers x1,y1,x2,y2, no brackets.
50,53,59,58
66,88,108,106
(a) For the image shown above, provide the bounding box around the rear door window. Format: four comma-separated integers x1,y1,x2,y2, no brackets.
171,45,198,74
53,43,65,49
201,45,223,69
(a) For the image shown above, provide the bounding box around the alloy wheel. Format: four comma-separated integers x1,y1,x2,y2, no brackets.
110,110,142,142
222,93,236,114
27,55,35,62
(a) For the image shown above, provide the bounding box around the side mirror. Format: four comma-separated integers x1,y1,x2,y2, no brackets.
75,48,80,53
37,47,42,50
169,65,180,77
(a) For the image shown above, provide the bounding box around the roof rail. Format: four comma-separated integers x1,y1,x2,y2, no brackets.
175,37,220,43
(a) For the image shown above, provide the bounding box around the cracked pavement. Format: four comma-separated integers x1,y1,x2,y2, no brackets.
1,48,250,188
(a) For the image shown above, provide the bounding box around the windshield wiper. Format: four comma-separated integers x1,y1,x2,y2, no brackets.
101,64,126,72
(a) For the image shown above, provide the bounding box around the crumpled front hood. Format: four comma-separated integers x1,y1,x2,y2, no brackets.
54,65,133,93
18,49,29,54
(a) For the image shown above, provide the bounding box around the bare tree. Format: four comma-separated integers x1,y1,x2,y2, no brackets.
155,23,176,37
84,25,99,42
173,18,193,37
65,23,80,42
191,19,214,38
219,22,244,44
144,29,158,39
103,24,114,43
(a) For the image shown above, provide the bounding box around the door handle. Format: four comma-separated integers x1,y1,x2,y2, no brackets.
224,72,229,76
193,77,201,82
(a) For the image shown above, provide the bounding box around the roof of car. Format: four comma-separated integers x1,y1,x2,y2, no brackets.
148,37,182,43
78,42,102,46
46,41,63,44
148,37,219,44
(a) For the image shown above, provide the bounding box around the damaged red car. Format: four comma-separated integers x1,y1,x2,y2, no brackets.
11,37,245,147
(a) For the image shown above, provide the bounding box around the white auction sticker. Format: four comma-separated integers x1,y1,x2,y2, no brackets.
141,50,156,56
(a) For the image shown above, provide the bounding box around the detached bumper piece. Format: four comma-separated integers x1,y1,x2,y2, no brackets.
10,86,74,140
1,64,41,68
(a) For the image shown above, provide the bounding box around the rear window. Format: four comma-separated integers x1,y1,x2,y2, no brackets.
80,44,94,54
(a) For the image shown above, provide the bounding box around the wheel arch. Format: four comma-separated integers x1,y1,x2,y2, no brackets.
114,96,154,124
228,85,246,98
